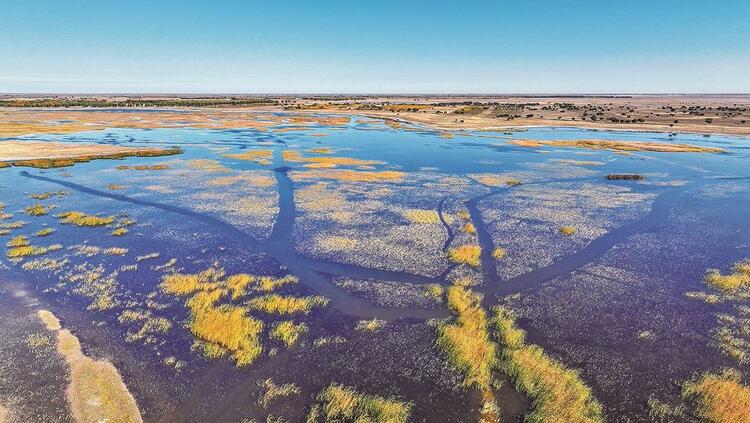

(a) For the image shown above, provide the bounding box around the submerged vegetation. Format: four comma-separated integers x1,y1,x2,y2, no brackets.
491,306,603,423
307,384,411,423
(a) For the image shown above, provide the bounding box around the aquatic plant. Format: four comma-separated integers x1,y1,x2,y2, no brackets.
447,244,481,267
356,318,385,332
57,211,114,227
6,235,29,248
246,294,329,315
270,321,309,347
491,305,603,423
107,184,127,190
704,258,750,292
559,226,577,236
682,368,750,423
189,304,263,366
7,241,62,259
258,378,301,408
307,384,411,423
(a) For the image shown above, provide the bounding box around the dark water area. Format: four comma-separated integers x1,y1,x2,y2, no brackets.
1,115,750,422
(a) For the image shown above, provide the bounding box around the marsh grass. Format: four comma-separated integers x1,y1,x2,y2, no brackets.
682,368,750,423
29,191,69,200
224,149,273,165
7,147,181,169
116,164,169,171
462,223,476,234
296,170,405,183
111,228,128,236
307,384,411,423
104,247,128,256
448,245,482,267
270,321,308,346
492,247,507,260
491,306,603,423
21,257,68,271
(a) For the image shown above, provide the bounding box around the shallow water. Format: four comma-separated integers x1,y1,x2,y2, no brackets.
1,113,749,422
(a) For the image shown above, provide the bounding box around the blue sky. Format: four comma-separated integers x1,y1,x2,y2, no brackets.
1,0,749,93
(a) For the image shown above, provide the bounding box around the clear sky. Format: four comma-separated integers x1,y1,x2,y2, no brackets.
1,0,749,94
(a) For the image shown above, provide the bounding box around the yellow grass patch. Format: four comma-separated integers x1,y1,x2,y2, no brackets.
438,286,496,388
509,139,724,153
448,244,482,267
111,228,128,236
683,369,750,423
25,203,54,216
705,258,750,292
560,226,577,236
424,283,444,301
246,294,329,315
492,306,603,423
223,149,273,165
296,169,405,183
307,384,411,423
270,321,309,347
492,247,507,259
188,159,230,173
36,310,142,423
470,174,523,187
462,223,476,234
57,211,114,227
402,209,441,224
35,227,55,237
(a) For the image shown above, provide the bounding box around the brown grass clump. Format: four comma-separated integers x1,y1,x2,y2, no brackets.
7,241,62,259
438,286,496,388
36,310,143,423
223,149,273,165
57,211,114,227
491,306,603,423
560,226,577,236
509,138,724,153
246,294,329,315
682,368,750,423
448,244,482,267
402,209,441,224
107,184,127,190
189,304,263,366
296,170,405,183
270,321,308,347
704,259,750,292
307,384,411,423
